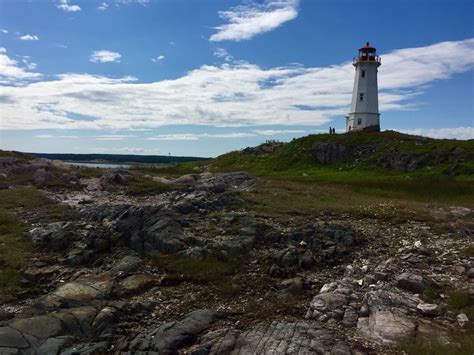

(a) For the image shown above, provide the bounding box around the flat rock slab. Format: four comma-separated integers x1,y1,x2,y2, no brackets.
0,307,99,354
118,274,157,296
357,309,416,344
40,274,116,308
130,309,225,353
188,320,349,354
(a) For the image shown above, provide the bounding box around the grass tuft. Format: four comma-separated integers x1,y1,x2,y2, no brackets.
448,291,473,310
400,332,474,355
153,254,240,283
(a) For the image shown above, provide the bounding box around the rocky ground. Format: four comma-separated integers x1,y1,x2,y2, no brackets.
0,156,473,354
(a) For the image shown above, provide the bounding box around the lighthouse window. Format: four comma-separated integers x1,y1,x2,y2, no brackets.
361,70,365,78
359,93,364,101
357,118,362,125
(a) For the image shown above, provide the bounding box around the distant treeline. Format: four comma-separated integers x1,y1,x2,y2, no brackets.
27,152,209,164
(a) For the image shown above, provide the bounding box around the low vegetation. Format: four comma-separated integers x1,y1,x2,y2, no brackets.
207,131,474,216
400,332,474,355
131,162,202,177
153,254,240,283
243,178,437,222
0,187,77,302
126,175,176,196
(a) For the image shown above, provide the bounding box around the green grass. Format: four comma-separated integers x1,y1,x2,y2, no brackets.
243,178,441,222
212,130,473,175
0,150,33,160
208,131,474,207
153,254,240,283
76,167,104,179
0,208,31,301
400,332,474,355
423,287,441,302
448,291,473,310
126,174,177,196
402,287,474,354
460,246,474,257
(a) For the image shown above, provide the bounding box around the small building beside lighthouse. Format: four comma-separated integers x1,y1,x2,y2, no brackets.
346,42,381,132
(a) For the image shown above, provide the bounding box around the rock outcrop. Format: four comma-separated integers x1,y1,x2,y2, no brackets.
311,142,349,164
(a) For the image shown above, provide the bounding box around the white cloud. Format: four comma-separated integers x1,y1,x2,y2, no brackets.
115,0,150,6
151,55,165,63
210,0,299,42
203,132,256,138
57,0,81,12
0,38,473,138
398,127,474,140
98,2,109,11
213,47,233,62
147,134,199,141
146,133,256,141
254,129,306,135
145,131,312,141
20,34,39,41
35,134,79,139
90,50,121,63
22,57,37,70
0,48,42,84
96,134,136,141
1,29,8,34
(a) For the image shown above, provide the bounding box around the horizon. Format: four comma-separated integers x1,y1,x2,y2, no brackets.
1,0,473,157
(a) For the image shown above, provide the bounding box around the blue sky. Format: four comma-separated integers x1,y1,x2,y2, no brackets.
0,0,473,157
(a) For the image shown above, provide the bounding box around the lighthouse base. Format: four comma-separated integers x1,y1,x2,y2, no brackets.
346,113,380,133
360,124,380,133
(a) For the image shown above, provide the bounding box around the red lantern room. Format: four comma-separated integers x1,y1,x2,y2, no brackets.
353,42,381,64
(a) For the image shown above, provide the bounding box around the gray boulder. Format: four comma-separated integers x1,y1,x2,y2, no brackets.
110,255,142,273
311,291,348,312
0,310,13,322
242,141,284,155
28,222,75,251
396,272,427,293
100,169,133,189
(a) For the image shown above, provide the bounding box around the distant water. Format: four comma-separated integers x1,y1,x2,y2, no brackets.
64,162,131,169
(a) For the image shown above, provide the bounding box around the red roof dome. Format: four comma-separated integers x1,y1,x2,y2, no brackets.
359,42,376,51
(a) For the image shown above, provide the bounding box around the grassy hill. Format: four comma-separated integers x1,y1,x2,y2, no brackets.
208,131,474,206
211,130,474,178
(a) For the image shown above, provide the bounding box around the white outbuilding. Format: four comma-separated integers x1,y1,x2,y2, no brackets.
346,42,381,132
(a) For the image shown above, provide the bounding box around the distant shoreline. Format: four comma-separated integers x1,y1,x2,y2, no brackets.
25,152,210,165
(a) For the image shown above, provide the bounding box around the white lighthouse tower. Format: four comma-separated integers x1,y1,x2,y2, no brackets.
346,42,381,132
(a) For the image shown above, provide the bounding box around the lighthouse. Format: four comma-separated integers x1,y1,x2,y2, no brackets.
346,42,381,132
